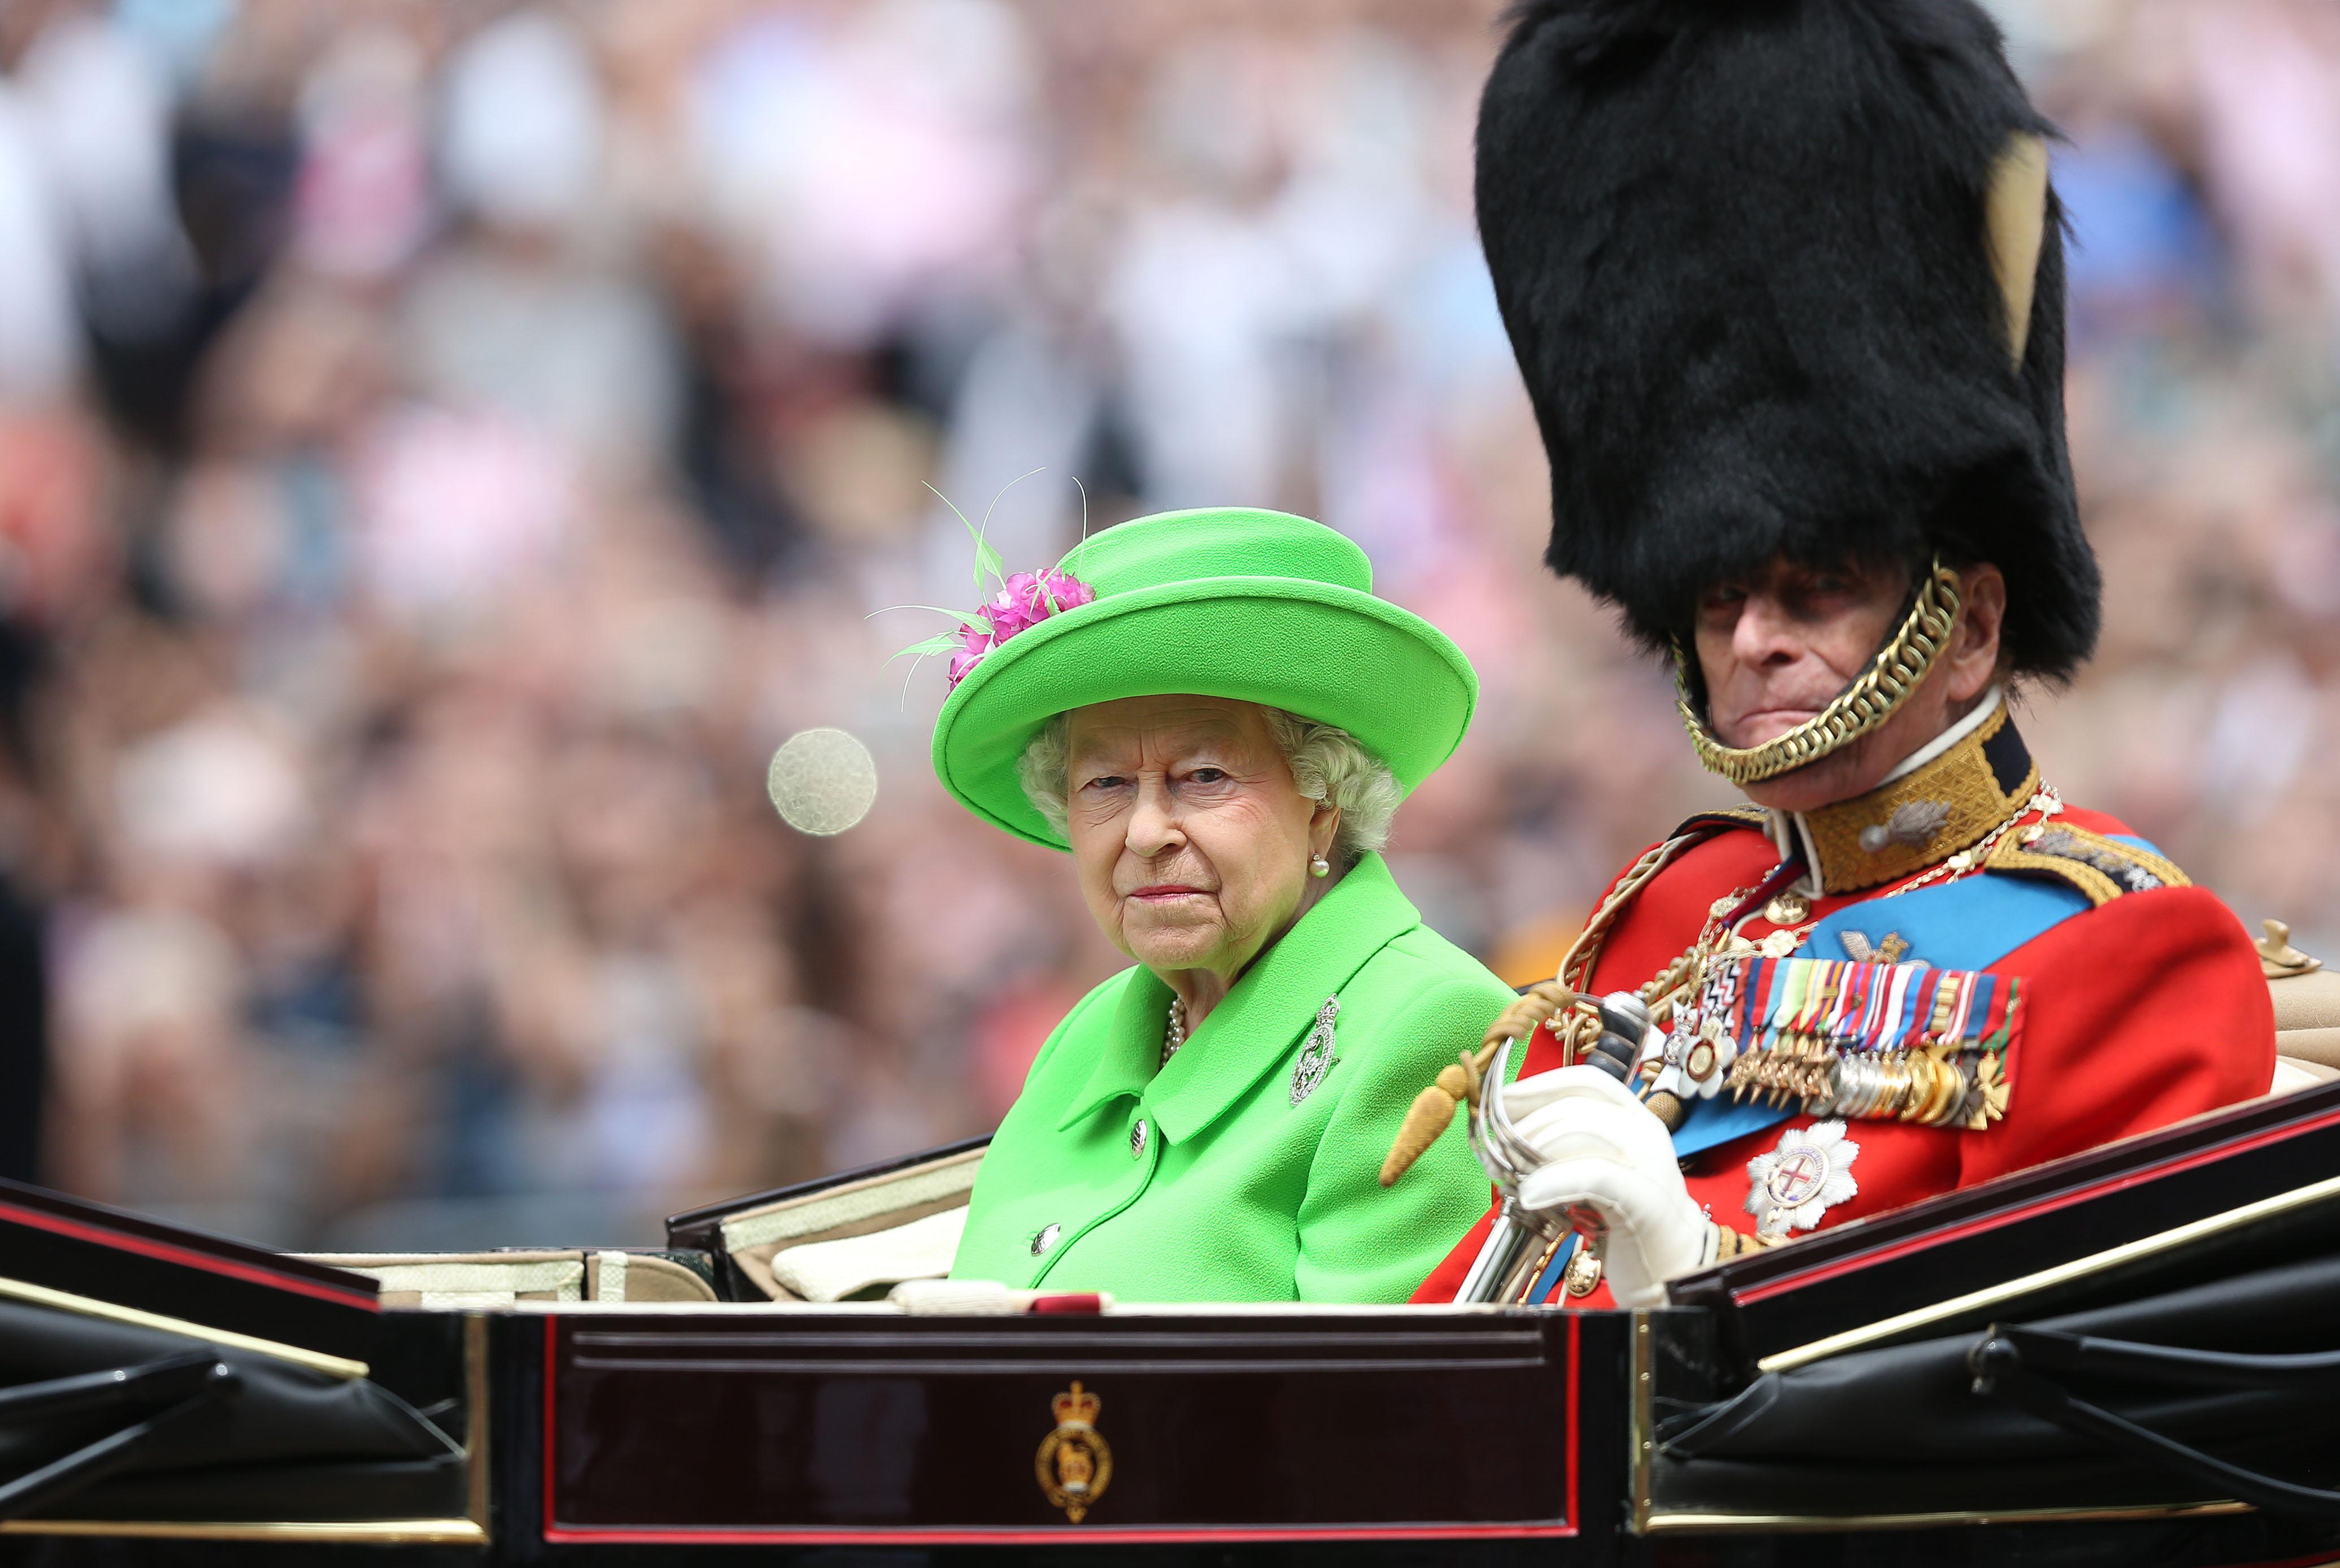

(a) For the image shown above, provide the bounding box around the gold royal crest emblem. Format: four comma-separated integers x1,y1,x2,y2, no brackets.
1034,1381,1113,1523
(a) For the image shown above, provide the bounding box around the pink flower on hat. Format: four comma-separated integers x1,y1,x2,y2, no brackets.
989,570,1094,639
946,568,1094,690
946,621,990,687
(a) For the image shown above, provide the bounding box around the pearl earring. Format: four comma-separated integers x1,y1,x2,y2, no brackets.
1310,854,1331,878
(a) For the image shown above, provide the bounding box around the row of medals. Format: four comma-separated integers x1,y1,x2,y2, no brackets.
1654,887,1977,1128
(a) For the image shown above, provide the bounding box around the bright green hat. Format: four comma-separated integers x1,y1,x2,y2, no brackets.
930,506,1477,850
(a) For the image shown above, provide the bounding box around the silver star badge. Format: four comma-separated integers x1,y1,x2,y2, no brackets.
1744,1120,1861,1236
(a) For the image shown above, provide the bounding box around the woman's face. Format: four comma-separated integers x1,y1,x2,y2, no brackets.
1064,695,1338,987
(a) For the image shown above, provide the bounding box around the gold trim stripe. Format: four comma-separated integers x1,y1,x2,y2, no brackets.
463,1313,492,1533
1756,1168,2340,1375
1628,1312,1655,1535
0,1518,487,1543
1644,1500,2251,1535
0,1274,370,1380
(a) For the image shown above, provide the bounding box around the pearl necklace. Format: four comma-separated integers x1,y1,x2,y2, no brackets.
1162,997,1187,1066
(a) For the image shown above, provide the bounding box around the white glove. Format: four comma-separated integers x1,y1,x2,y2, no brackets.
1505,1066,1712,1308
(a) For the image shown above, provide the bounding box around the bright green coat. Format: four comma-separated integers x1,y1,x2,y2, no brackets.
951,855,1513,1303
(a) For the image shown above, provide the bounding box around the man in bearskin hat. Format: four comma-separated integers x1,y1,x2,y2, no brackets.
1405,0,2275,1308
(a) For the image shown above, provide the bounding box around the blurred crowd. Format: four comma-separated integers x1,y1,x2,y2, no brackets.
0,0,2335,1248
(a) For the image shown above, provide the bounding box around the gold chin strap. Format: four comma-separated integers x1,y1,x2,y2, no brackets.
1675,562,1962,787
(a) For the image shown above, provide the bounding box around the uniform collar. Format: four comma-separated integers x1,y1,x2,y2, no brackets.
1772,689,2039,896
1056,854,1423,1143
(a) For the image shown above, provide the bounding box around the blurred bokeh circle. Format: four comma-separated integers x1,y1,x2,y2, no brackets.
766,728,879,836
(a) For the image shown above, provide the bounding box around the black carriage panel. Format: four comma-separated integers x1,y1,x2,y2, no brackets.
530,1306,1613,1550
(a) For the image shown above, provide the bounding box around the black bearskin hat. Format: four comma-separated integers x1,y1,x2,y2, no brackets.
1479,0,2099,679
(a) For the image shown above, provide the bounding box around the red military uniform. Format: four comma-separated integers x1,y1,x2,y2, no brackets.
1447,0,2267,1312
1415,705,2274,1306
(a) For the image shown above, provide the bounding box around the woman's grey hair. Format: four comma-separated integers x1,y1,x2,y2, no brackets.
1016,705,1402,866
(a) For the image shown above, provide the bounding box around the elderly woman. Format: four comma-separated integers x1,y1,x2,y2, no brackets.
934,506,1513,1302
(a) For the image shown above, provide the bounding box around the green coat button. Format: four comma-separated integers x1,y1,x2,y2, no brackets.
1129,1118,1149,1158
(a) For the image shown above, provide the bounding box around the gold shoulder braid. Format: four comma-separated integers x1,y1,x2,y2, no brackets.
1985,821,2189,907
1676,563,1961,786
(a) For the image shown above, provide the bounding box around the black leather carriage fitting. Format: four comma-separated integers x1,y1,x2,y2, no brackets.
1646,1077,2340,1544
0,1178,477,1535
0,1349,235,1519
1969,1319,2340,1519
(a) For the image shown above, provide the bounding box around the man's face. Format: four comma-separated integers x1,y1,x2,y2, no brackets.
1692,556,2007,813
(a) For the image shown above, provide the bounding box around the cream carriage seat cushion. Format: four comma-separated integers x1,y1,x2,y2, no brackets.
2268,970,2340,1071
2260,919,2340,1073
2271,1056,2340,1096
720,1142,983,1301
301,1250,718,1308
769,1206,968,1303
